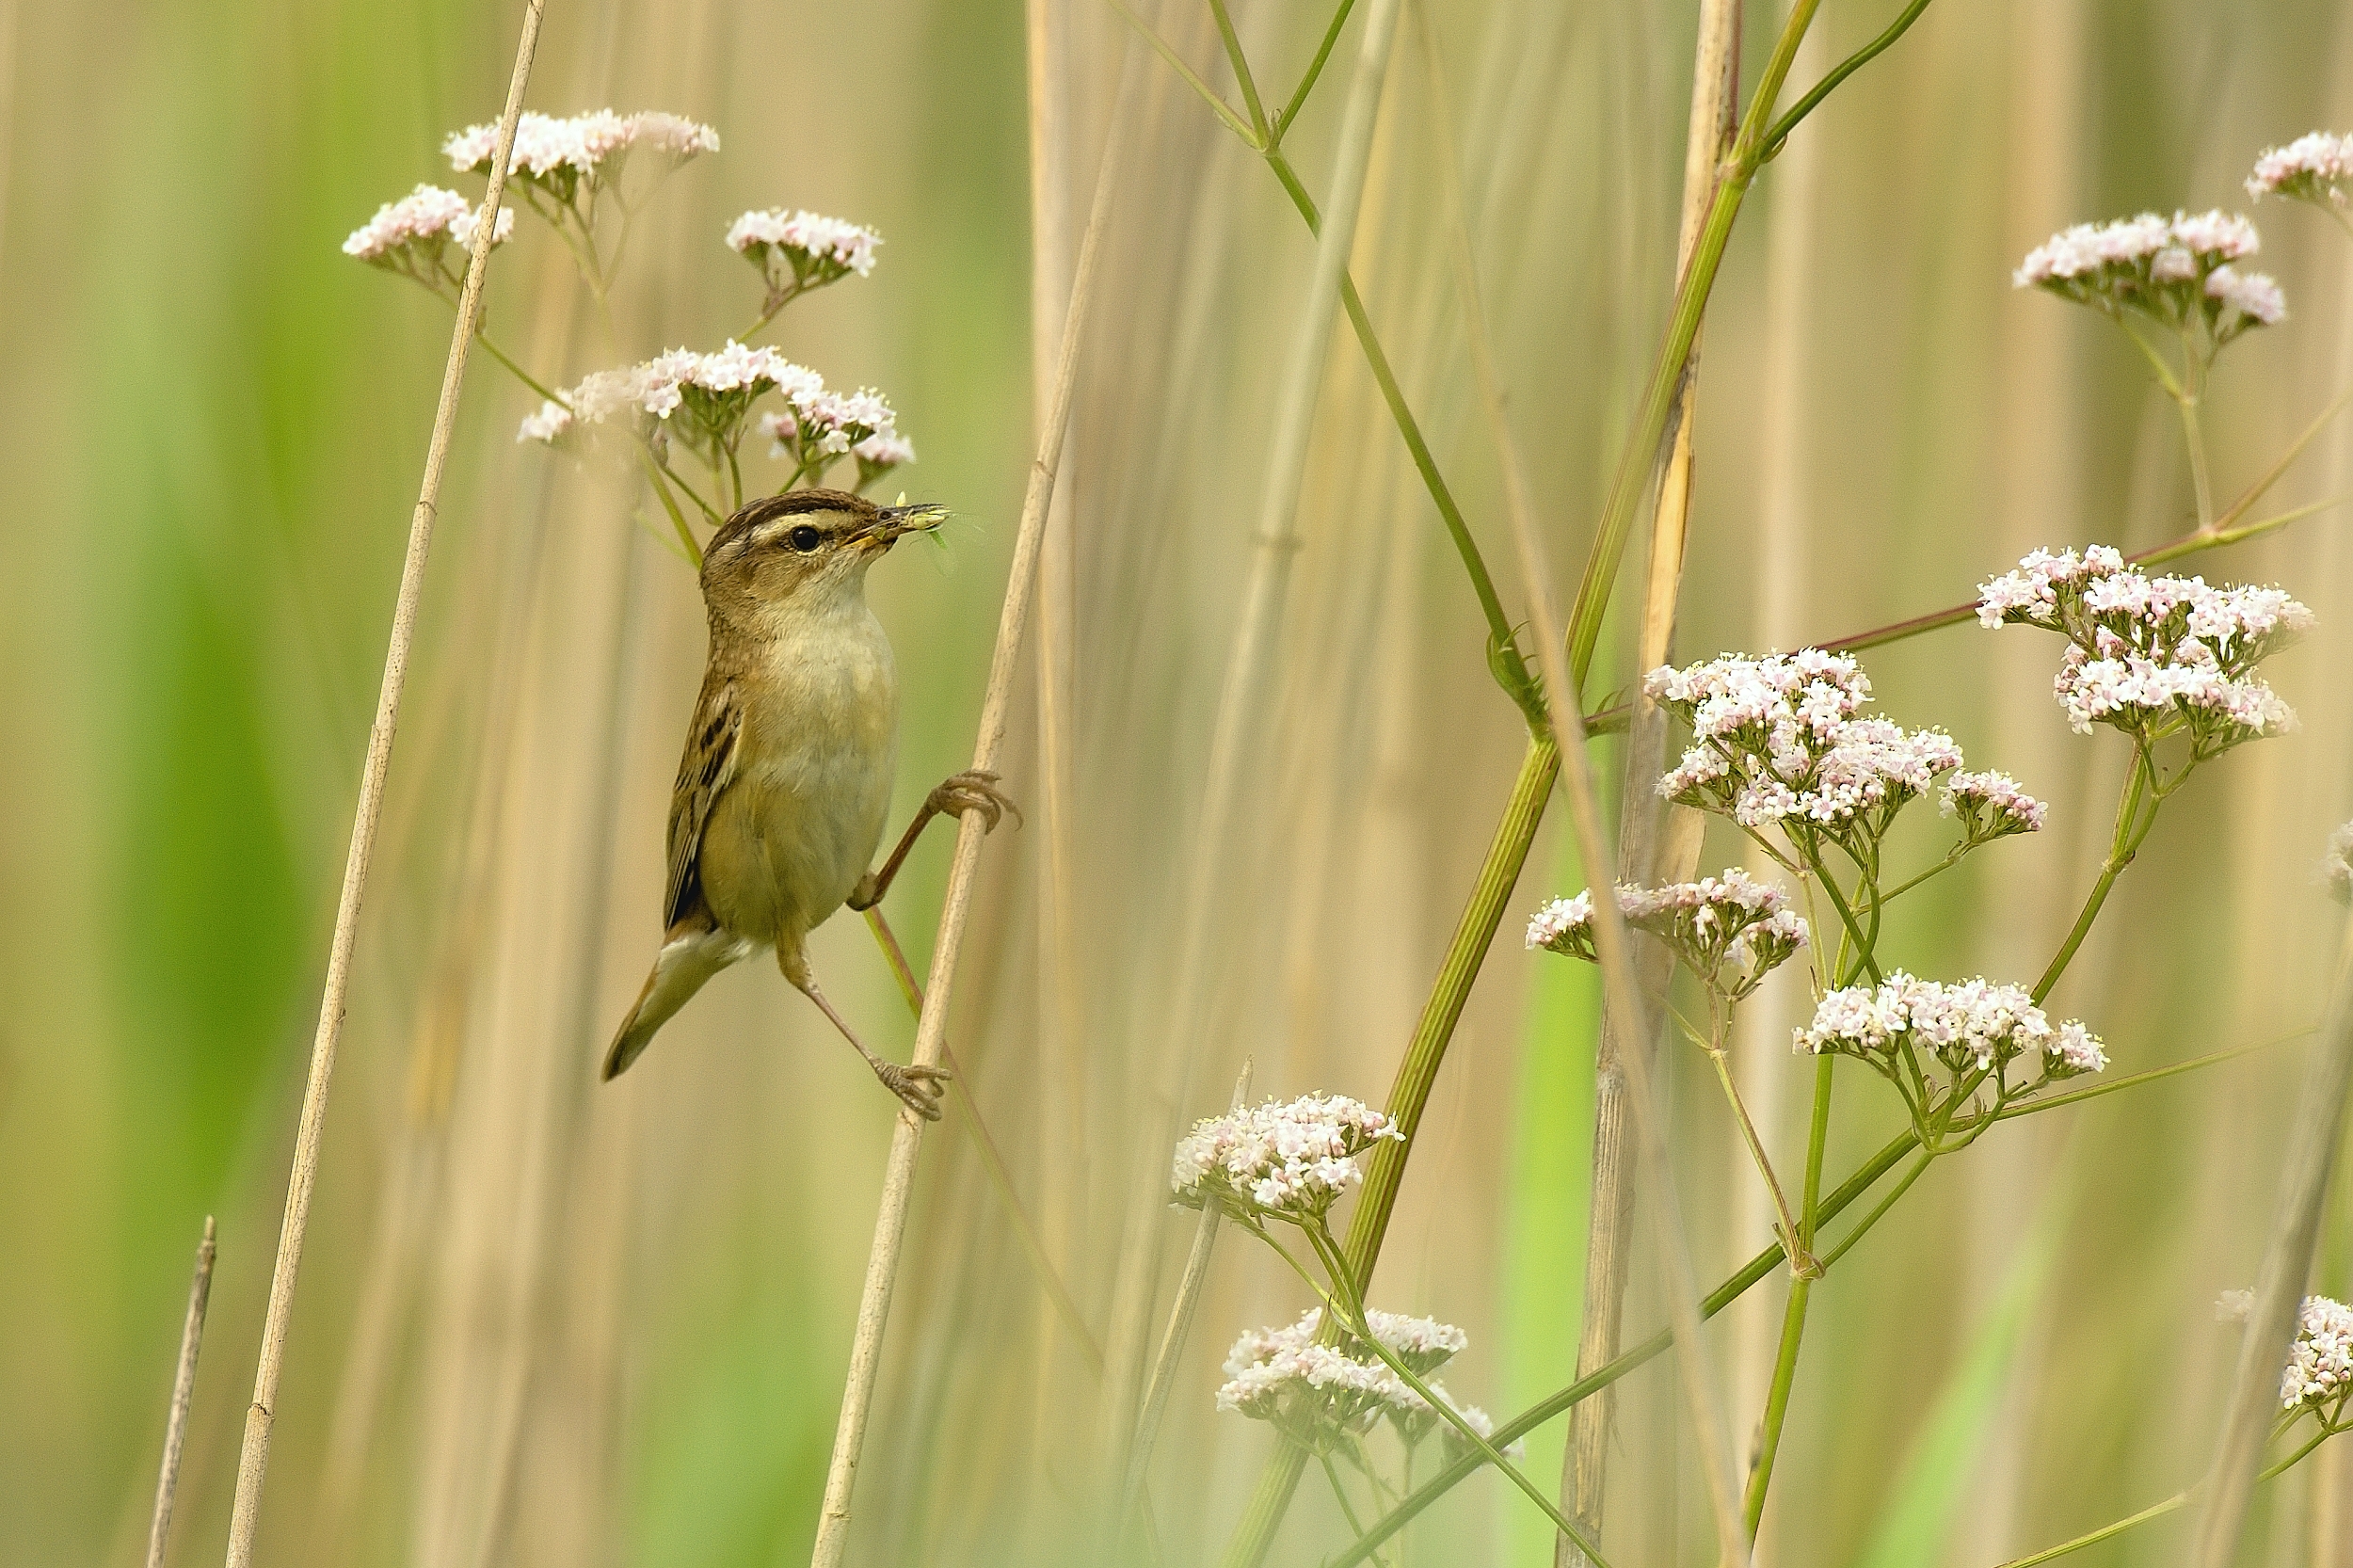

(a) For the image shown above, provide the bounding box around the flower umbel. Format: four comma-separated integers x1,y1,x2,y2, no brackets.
2219,1291,2353,1421
1528,869,1808,1000
1646,650,1969,857
2249,132,2353,217
1171,1095,1402,1224
1217,1308,1517,1457
443,108,718,201
342,184,513,290
1942,771,2048,842
1977,545,2312,760
2014,209,2283,342
1798,973,2105,1139
728,208,883,306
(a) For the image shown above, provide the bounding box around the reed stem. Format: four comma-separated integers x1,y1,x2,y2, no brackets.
807,34,1129,1561
219,10,544,1561
146,1217,216,1568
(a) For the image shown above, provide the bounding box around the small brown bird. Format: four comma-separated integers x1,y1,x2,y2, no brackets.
602,489,1013,1117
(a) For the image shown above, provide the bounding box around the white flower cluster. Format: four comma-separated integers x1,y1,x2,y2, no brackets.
1527,868,1808,1000
342,184,514,270
1977,546,2312,758
2249,132,2353,214
759,385,914,480
1217,1309,1520,1456
1647,651,1965,850
1942,770,2048,841
443,108,719,191
2218,1290,2353,1414
2014,210,2283,337
728,207,883,296
1798,973,2106,1110
522,341,815,447
2326,822,2353,904
1171,1095,1402,1222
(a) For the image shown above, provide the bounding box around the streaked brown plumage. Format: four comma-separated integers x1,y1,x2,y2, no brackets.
602,489,1011,1117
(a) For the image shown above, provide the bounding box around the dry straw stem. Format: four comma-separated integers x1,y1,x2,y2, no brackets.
1412,8,1750,1560
219,7,545,1564
2191,912,2353,1566
1109,0,1410,1541
146,1216,216,1568
1115,1059,1254,1541
1564,0,1737,1556
806,34,1134,1564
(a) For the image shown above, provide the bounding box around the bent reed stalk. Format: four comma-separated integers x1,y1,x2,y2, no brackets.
806,35,1134,1564
219,8,547,1564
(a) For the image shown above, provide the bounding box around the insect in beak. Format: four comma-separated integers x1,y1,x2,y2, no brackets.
861,501,952,551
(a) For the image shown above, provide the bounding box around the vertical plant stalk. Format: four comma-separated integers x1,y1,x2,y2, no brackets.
806,49,1130,1566
220,8,545,1564
1414,5,1749,1547
1026,0,1092,1224
2191,912,2353,1567
1564,3,1739,1555
147,1217,217,1568
1115,1061,1254,1542
1123,2,1409,1549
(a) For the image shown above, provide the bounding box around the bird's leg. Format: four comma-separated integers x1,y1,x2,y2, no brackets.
845,769,1019,911
787,964,949,1121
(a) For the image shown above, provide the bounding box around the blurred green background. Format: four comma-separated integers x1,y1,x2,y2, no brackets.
6,0,2353,1565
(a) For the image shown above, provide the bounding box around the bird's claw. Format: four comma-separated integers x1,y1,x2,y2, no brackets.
877,1059,950,1120
928,769,1021,833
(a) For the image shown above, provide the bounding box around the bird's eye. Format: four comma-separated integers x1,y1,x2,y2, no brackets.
788,525,824,552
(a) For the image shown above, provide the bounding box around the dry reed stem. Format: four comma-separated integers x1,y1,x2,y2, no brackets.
806,38,1134,1563
1115,1059,1253,1543
146,1216,216,1568
217,8,546,1561
1111,0,1408,1538
2192,913,2353,1566
1414,8,1751,1560
1564,2,1738,1558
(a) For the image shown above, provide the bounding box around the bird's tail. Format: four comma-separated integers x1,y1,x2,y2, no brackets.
602,929,747,1080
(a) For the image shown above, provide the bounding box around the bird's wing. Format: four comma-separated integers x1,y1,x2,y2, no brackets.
664,671,743,930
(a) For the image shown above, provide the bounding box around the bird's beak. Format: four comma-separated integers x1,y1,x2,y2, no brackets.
858,501,952,552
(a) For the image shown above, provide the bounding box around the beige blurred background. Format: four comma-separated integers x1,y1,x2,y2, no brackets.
6,0,2353,1564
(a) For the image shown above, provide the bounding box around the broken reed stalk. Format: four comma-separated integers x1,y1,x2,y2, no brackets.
2191,911,2353,1566
220,8,545,1564
1412,8,1750,1556
147,1217,217,1568
805,48,1131,1566
1562,0,1738,1555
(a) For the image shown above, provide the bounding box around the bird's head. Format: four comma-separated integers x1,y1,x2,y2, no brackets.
699,488,949,622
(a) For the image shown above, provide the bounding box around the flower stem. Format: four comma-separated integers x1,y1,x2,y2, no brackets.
1707,1045,1806,1272
1741,1054,1836,1533
2177,351,2216,532
1814,1147,1932,1272
636,454,703,568
2031,747,2153,1004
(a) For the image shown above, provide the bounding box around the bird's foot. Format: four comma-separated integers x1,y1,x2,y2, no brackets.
928,769,1020,833
873,1058,951,1121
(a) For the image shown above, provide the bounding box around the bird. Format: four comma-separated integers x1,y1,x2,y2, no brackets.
601,488,1014,1118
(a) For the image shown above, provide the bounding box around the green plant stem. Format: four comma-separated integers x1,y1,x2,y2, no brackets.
1289,1228,1618,1568
1275,0,1361,142
1103,0,1258,143
1994,1426,2342,1568
2177,349,2216,532
1741,1054,1836,1533
1255,151,1542,719
1815,1147,1931,1272
636,453,704,567
1707,1044,1803,1264
2032,748,2153,1004
1207,0,1270,135
1331,1027,2305,1565
1758,0,1940,160
1566,0,1827,688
